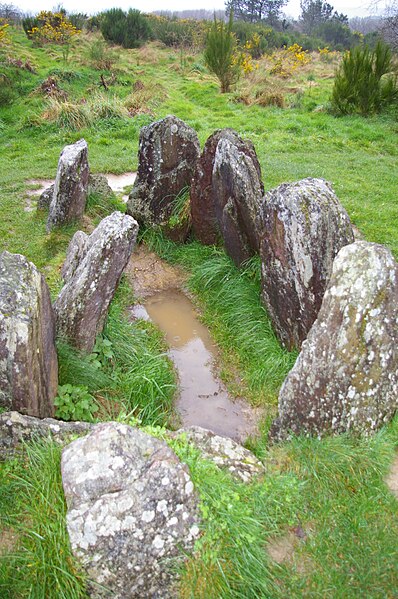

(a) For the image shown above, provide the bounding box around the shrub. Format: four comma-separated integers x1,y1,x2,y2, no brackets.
100,8,151,49
0,17,8,43
204,12,240,93
87,38,117,70
331,41,398,115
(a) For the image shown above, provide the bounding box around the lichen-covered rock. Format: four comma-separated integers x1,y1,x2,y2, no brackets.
47,139,89,231
37,183,54,210
61,422,200,598
172,426,264,482
270,241,398,441
126,115,200,228
88,174,113,197
191,129,264,254
258,178,354,350
0,252,58,418
0,411,93,460
54,212,138,352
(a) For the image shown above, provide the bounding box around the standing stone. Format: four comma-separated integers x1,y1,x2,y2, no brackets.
61,422,200,599
47,139,89,231
54,211,138,352
270,241,398,441
213,131,264,266
258,178,354,351
126,115,200,227
191,129,264,256
0,252,58,418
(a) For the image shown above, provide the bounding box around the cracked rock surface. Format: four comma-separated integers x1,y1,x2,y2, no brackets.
270,241,398,441
127,115,200,228
0,252,58,418
47,139,89,231
61,422,200,598
258,178,354,351
54,211,138,352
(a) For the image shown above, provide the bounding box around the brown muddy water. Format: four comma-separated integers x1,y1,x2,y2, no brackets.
131,288,259,442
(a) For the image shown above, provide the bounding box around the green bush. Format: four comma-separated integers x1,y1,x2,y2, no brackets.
331,41,398,115
54,384,98,421
204,12,240,93
100,8,151,49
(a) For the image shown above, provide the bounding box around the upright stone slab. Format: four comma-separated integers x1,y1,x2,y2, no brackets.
211,130,264,266
213,135,264,267
61,422,200,598
258,178,354,350
270,241,398,441
47,139,89,231
0,252,58,418
54,211,138,352
126,115,200,227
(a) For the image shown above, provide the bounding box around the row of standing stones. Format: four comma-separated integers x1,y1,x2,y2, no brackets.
1,115,397,438
0,115,397,597
127,114,398,441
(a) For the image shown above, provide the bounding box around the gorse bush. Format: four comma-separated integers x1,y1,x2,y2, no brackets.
100,8,151,49
331,41,398,115
204,12,240,93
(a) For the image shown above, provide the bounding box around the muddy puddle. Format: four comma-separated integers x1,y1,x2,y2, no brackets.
131,287,259,442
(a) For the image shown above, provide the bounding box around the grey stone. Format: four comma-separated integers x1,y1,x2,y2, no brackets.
37,183,54,210
88,174,113,198
0,411,93,460
61,422,200,598
210,130,264,266
0,252,58,418
258,178,354,350
47,139,89,231
54,212,138,352
172,426,264,482
270,241,398,441
126,115,200,227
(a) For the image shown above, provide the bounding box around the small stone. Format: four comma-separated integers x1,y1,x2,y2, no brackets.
47,139,89,231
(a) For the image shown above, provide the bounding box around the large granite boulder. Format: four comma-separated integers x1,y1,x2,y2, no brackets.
61,422,200,598
54,212,138,352
270,241,398,441
258,178,354,351
0,411,93,460
191,129,264,261
126,115,200,227
0,252,58,418
47,139,89,231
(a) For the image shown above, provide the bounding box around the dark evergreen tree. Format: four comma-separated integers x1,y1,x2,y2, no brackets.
225,0,287,26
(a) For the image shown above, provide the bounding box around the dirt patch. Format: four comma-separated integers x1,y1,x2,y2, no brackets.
126,244,187,299
0,526,18,555
385,453,398,498
267,525,314,575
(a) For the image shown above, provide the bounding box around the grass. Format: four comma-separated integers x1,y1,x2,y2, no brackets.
57,278,177,427
0,439,87,598
0,23,397,599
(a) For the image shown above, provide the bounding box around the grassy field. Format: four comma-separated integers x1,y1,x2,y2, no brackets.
0,24,397,598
